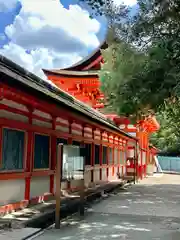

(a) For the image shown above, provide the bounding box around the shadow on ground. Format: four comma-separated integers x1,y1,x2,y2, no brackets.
34,177,180,240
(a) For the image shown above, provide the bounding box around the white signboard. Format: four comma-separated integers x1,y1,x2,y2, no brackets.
62,145,84,180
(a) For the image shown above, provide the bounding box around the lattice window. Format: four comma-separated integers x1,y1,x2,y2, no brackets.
114,148,118,165
109,148,113,165
1,128,25,171
34,134,50,169
95,144,100,165
102,146,107,164
85,143,91,166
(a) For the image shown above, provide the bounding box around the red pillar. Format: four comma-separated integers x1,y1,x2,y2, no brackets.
99,131,103,181
106,133,109,179
112,136,115,176
81,124,85,146
81,125,85,181
24,108,33,201
91,128,95,182
67,120,73,189
50,116,56,194
122,144,124,176
140,149,143,179
68,120,73,144
124,139,129,176
0,125,3,170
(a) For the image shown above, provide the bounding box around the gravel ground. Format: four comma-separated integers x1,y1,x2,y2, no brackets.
33,174,180,240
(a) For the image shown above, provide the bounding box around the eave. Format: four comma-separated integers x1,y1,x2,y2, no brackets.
61,41,108,71
42,68,99,78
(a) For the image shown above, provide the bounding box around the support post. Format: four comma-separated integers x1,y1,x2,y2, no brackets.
134,144,137,184
99,131,103,181
112,136,115,176
106,133,110,179
50,116,57,194
25,107,33,201
134,156,136,184
79,144,85,217
91,128,95,182
55,144,63,229
79,178,85,216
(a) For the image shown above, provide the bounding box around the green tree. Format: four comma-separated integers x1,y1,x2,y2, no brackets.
100,0,180,119
131,0,180,47
151,99,180,154
83,0,180,152
100,39,180,119
100,41,147,121
80,0,131,44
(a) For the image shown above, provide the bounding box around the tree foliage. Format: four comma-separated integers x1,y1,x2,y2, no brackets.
81,0,180,45
99,0,180,118
100,39,180,121
80,0,130,44
82,0,180,152
80,0,128,20
131,0,180,47
151,99,180,154
100,41,146,121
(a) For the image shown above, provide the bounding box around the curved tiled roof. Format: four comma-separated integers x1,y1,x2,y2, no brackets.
42,68,99,78
62,41,108,71
42,41,108,78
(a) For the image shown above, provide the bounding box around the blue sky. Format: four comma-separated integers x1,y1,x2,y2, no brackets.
0,2,21,47
0,0,137,79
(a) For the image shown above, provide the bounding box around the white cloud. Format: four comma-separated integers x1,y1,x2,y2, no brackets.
0,0,101,79
1,43,82,79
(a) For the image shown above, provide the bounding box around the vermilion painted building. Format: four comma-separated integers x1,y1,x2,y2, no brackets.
43,41,108,109
0,42,159,215
0,54,136,215
43,42,160,180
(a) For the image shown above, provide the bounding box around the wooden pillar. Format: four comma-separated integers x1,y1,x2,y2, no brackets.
122,139,127,176
125,140,128,176
0,89,3,169
106,133,109,179
79,124,85,216
146,133,150,176
91,128,95,182
81,124,85,148
0,125,2,169
82,125,85,142
50,116,56,194
112,136,115,176
67,120,73,189
24,107,33,201
55,144,63,229
81,124,85,184
68,120,73,144
140,148,143,179
117,137,120,174
141,132,145,177
99,130,103,181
